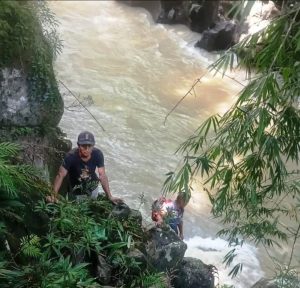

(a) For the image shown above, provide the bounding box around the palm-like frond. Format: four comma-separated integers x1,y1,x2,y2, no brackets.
0,142,20,160
0,142,51,198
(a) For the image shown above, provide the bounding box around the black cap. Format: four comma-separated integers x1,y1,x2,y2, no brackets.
77,131,95,145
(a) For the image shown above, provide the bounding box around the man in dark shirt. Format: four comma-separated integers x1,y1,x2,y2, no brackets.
50,131,122,204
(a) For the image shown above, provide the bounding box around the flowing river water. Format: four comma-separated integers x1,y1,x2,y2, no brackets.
49,1,276,287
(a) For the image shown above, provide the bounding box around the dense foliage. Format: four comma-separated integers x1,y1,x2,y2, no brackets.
164,1,300,280
0,1,63,124
0,142,168,287
0,1,62,67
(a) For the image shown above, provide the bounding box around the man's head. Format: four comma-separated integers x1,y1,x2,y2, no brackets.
77,131,95,146
176,192,190,209
77,131,95,158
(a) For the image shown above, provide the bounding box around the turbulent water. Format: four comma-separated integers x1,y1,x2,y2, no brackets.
50,1,266,287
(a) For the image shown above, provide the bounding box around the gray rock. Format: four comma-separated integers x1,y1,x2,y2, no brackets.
110,203,131,219
127,248,148,270
0,67,63,127
172,257,215,288
190,1,220,33
157,0,189,25
196,20,237,51
145,226,187,271
128,209,143,227
95,254,112,285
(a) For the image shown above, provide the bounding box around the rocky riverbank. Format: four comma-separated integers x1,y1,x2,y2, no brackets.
122,0,280,52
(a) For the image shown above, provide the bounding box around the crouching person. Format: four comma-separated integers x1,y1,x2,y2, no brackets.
48,131,122,204
151,193,189,240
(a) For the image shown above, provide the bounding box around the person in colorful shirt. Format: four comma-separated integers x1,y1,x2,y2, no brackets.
151,193,189,240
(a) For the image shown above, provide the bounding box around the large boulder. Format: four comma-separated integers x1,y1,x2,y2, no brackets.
145,226,187,271
157,0,189,24
190,1,220,33
196,20,237,51
0,67,63,127
172,257,215,288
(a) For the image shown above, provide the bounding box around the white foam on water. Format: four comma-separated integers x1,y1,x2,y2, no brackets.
185,236,265,288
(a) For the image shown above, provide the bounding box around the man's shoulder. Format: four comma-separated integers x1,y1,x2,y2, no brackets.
62,148,78,169
66,148,78,156
64,148,79,161
92,147,103,156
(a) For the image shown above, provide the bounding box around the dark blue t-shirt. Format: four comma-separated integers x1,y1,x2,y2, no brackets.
62,147,104,195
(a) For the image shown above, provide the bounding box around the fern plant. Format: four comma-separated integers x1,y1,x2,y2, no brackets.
0,141,52,253
0,142,51,225
20,235,41,258
130,271,170,288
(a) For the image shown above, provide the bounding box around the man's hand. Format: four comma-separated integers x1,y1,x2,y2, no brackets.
46,195,58,203
109,196,123,205
179,233,184,240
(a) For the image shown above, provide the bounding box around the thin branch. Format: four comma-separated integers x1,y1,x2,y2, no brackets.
262,242,277,267
210,64,246,87
59,80,106,132
269,7,300,72
287,223,300,269
163,61,246,125
163,78,202,125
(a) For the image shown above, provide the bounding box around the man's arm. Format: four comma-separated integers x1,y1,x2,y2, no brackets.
46,165,67,203
178,220,184,240
97,167,122,204
53,166,68,195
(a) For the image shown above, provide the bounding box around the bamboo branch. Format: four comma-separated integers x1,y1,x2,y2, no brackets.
287,223,300,269
59,80,106,132
163,78,202,125
269,7,300,72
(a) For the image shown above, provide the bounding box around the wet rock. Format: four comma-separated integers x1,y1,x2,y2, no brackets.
157,0,189,24
0,67,63,127
196,20,237,51
95,254,112,285
110,203,131,219
128,209,143,227
145,226,187,271
127,248,148,270
190,1,220,33
172,257,215,288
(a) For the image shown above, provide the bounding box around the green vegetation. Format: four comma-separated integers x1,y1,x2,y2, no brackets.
0,1,63,127
0,1,62,68
164,1,300,282
0,142,169,287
